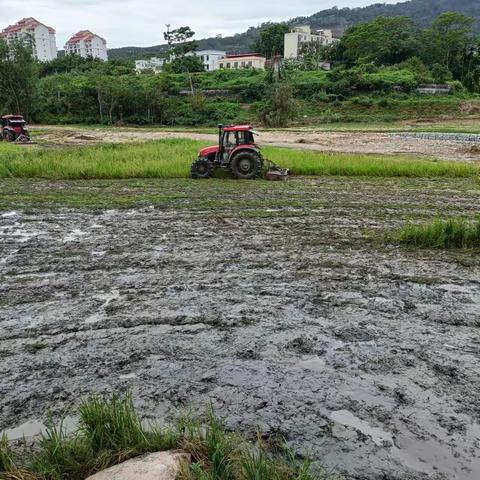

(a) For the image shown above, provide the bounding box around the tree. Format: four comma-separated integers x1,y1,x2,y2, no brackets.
340,16,421,66
253,23,289,58
423,12,476,78
163,25,203,93
0,39,38,119
164,26,198,59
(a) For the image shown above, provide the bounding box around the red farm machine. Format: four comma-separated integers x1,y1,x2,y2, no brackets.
191,124,288,180
1,115,34,143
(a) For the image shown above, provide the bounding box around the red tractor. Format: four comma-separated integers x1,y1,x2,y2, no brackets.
1,115,32,143
191,124,288,180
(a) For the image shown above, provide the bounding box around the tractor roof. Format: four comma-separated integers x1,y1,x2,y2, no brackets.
2,115,25,120
223,124,254,132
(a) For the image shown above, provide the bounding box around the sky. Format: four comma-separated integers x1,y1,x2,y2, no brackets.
0,0,401,49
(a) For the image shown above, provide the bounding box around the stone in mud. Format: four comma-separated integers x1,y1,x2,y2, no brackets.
85,451,189,480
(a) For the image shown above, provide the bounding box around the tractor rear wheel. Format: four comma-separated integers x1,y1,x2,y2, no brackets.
191,157,213,179
3,130,15,142
231,152,262,180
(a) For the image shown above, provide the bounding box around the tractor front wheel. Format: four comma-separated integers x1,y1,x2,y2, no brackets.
191,157,213,179
231,152,262,180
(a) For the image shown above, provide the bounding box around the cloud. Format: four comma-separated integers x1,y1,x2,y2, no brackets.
0,0,400,48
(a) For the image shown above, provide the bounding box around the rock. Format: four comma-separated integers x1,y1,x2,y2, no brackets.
85,450,190,480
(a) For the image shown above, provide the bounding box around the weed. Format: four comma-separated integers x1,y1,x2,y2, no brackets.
397,218,480,248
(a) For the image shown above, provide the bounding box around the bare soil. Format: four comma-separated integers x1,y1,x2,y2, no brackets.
1,177,480,480
31,125,480,162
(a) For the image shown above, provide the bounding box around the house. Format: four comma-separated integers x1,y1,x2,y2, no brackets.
135,57,167,74
65,30,108,60
284,25,336,60
194,50,226,71
1,17,57,61
219,53,266,70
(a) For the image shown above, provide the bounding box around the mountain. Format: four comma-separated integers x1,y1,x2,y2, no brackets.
108,0,480,60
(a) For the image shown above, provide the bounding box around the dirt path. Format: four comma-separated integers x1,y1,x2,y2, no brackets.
1,177,480,480
31,125,480,162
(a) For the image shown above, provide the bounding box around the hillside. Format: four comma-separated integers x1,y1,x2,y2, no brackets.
108,0,480,60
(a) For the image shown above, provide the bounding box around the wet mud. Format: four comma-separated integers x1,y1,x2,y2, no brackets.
1,177,480,480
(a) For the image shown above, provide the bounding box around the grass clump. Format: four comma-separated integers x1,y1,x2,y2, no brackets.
1,139,479,180
0,394,339,480
397,217,480,248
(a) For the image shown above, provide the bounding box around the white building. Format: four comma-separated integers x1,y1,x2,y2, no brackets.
135,57,167,74
65,30,108,60
284,25,335,59
194,50,226,71
1,17,57,61
219,53,266,70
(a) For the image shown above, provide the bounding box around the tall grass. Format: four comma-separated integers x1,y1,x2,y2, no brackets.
0,394,339,480
397,218,480,248
0,139,478,180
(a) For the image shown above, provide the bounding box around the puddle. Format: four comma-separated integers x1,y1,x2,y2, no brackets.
1,211,19,218
330,410,393,447
63,229,88,242
2,416,78,441
298,356,326,372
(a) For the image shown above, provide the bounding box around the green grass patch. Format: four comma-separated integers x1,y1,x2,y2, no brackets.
397,218,480,248
0,394,339,480
1,139,478,180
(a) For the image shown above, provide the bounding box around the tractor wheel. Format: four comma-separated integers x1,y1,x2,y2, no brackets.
3,130,15,142
231,152,262,180
191,157,213,179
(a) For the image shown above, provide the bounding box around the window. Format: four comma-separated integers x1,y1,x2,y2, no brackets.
206,65,209,70
241,61,245,67
206,55,209,61
226,63,231,68
234,62,238,68
248,61,252,67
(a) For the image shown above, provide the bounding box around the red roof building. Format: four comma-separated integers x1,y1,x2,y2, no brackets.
1,17,57,61
65,30,108,60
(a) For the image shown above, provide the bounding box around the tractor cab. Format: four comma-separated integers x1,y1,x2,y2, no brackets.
218,125,258,165
1,115,31,142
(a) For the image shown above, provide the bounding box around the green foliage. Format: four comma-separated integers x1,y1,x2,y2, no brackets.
257,81,298,127
167,55,205,74
397,217,480,248
0,39,38,119
341,16,422,65
253,23,289,58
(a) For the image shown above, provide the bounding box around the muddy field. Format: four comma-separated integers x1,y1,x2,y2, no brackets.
32,124,480,162
1,176,480,480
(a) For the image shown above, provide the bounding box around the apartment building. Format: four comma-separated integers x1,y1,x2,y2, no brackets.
135,57,167,74
219,53,266,70
284,25,335,59
1,17,57,61
65,30,108,60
